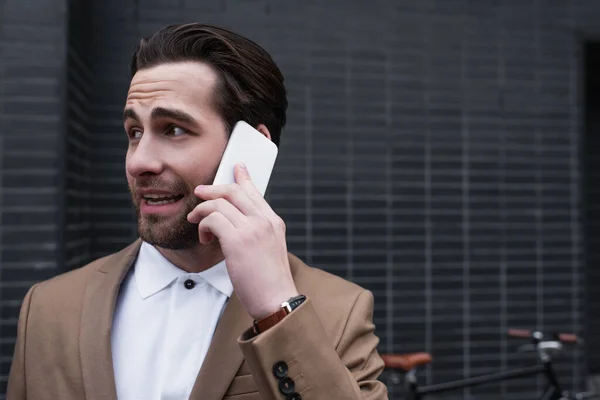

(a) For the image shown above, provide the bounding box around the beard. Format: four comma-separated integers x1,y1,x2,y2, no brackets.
130,171,216,250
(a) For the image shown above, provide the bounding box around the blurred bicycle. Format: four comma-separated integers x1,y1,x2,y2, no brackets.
381,329,600,400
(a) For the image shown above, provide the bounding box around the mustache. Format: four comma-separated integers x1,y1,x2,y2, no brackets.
131,178,191,194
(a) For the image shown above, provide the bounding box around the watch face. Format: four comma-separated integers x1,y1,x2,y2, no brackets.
288,295,306,310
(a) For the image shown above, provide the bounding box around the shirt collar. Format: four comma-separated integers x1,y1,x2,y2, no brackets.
196,259,233,298
134,241,234,300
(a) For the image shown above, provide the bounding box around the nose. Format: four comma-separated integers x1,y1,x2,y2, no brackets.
126,134,164,178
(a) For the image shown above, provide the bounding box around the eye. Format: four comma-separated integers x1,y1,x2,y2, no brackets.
166,125,188,137
128,129,143,140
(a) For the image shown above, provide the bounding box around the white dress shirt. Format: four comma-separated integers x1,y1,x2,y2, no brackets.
111,242,233,400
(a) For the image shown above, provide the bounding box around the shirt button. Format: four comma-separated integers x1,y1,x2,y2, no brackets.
286,394,302,400
272,361,288,379
278,377,295,395
184,279,196,289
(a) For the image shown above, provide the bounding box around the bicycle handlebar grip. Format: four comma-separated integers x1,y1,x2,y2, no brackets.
507,329,532,338
557,333,579,343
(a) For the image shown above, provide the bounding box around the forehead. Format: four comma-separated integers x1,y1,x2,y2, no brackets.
126,62,219,114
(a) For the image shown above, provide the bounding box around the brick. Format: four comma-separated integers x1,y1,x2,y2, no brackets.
3,25,64,43
3,0,67,23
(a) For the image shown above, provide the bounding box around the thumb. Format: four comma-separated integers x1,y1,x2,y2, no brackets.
234,162,251,183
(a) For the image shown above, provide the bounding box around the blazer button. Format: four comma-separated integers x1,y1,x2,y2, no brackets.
278,377,295,395
184,279,196,289
286,393,302,400
272,361,288,378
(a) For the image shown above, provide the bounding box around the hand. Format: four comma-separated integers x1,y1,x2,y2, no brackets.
187,163,298,320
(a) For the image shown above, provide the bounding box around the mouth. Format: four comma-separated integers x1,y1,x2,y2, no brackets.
142,193,185,206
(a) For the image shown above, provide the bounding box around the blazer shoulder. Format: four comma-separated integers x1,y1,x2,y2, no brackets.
290,253,364,298
33,241,140,300
289,253,371,346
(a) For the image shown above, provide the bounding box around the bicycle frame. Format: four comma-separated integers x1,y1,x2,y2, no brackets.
387,330,583,400
406,358,563,400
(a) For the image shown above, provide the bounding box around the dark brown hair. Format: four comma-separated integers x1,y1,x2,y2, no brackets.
131,23,287,146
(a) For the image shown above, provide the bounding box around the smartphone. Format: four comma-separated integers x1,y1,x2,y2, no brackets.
212,121,278,196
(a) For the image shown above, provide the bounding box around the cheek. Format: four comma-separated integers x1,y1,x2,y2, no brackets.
192,135,228,169
125,173,136,195
126,173,134,187
180,148,222,183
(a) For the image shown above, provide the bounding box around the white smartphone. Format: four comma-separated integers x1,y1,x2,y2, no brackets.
212,121,278,196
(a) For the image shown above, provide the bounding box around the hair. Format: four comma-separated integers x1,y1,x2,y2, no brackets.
130,23,287,146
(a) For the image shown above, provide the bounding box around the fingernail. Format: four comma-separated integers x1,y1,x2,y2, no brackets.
239,162,247,170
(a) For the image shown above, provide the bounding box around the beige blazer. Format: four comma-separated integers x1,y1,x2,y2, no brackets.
7,240,387,399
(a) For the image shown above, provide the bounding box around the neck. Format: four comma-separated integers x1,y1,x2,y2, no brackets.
155,241,224,273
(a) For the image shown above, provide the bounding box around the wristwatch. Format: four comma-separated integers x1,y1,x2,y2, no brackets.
253,294,307,335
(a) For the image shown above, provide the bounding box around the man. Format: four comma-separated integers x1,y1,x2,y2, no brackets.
7,23,387,400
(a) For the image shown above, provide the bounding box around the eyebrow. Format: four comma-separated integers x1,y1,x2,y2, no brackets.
123,108,140,122
123,107,200,129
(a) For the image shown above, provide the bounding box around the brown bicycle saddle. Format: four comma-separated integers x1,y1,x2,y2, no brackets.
381,352,433,371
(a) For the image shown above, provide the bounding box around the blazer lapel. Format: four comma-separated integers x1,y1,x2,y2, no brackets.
188,293,254,400
79,240,141,400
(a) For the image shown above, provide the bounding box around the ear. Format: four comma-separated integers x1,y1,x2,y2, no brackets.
255,124,272,141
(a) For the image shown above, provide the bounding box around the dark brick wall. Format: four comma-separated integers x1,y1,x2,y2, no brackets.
65,0,93,270
3,0,600,399
88,1,138,258
584,42,600,376
0,0,68,394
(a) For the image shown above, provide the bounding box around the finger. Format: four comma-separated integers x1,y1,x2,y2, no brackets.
234,163,279,219
199,231,215,244
197,212,235,243
187,198,246,227
194,181,258,216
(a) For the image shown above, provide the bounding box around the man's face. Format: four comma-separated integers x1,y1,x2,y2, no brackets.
124,62,229,249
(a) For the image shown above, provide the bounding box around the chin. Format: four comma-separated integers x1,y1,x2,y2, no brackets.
138,214,199,250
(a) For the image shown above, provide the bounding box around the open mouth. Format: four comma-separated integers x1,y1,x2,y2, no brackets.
142,194,185,206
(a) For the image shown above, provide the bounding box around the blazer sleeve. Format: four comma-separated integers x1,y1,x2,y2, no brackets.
237,290,387,400
7,284,37,400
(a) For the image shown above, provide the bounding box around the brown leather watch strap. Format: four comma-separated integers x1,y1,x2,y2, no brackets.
253,308,289,335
